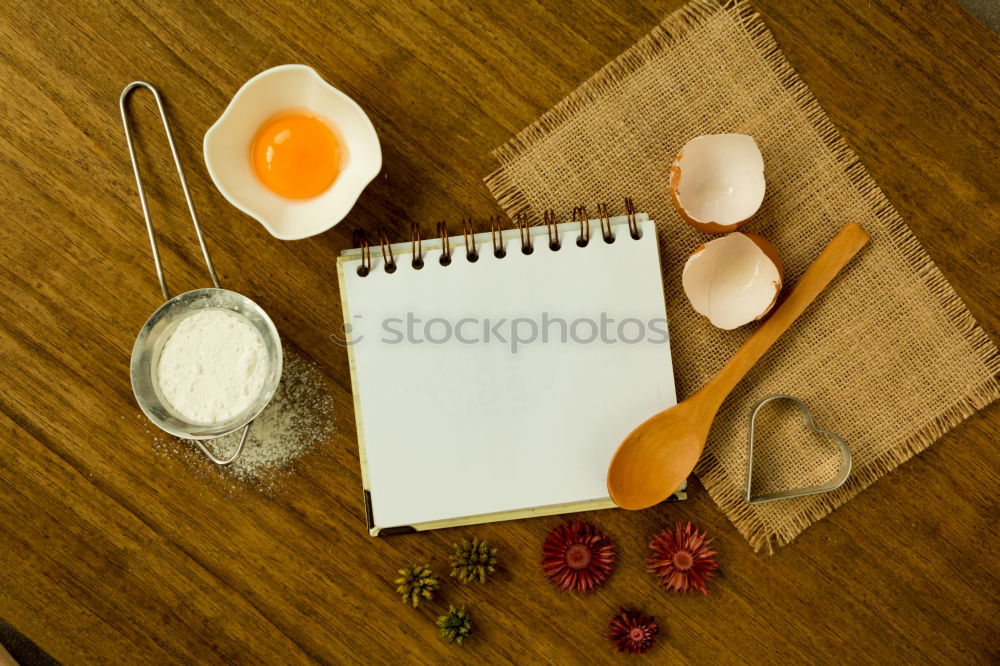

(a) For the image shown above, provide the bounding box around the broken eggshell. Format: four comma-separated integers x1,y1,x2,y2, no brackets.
670,134,765,233
682,232,783,330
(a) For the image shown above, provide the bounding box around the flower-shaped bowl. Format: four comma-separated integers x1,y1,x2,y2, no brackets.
204,64,381,240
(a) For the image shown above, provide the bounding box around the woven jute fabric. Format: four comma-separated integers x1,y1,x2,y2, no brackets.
484,0,1000,552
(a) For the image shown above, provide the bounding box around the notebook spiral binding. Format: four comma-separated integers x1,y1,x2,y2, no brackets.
353,198,642,277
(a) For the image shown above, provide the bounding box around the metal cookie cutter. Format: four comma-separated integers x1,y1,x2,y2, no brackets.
744,394,852,504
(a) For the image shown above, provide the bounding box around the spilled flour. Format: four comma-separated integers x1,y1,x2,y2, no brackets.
150,345,336,490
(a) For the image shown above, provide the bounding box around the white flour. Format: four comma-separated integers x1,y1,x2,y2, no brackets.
201,350,336,481
157,309,268,424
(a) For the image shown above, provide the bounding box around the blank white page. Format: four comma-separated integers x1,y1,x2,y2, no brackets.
339,215,676,530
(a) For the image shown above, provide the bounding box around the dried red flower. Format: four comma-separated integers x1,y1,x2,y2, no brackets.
606,607,659,654
540,520,616,592
647,521,718,595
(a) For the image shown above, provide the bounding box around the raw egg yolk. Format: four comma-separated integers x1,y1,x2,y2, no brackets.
251,114,341,199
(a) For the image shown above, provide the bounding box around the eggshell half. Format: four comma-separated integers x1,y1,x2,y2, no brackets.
670,134,765,234
682,232,783,330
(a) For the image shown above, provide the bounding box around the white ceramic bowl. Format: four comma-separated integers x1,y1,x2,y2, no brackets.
204,64,381,240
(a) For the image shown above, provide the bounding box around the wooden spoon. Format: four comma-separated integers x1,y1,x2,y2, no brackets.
607,221,870,510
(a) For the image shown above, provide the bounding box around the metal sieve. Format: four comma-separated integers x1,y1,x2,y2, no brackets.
121,81,282,465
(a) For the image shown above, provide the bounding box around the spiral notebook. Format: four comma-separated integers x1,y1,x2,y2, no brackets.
338,205,682,535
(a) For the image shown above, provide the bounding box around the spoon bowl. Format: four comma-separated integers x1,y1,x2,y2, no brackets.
607,398,711,509
607,222,870,510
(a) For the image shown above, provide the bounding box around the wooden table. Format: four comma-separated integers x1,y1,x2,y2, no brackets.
2,0,998,662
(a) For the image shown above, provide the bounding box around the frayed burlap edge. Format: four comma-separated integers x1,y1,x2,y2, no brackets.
484,0,1000,552
485,0,729,217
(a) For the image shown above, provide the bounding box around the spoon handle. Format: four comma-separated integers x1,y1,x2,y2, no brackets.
701,222,870,406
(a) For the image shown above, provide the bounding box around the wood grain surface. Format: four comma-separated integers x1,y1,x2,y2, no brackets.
1,0,998,663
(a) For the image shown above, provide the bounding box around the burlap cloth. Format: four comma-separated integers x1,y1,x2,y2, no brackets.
484,0,1000,552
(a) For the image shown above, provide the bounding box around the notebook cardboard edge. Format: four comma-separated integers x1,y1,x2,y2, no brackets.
367,487,687,536
337,256,379,535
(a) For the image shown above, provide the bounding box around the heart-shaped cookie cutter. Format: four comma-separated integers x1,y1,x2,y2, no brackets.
744,394,852,505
